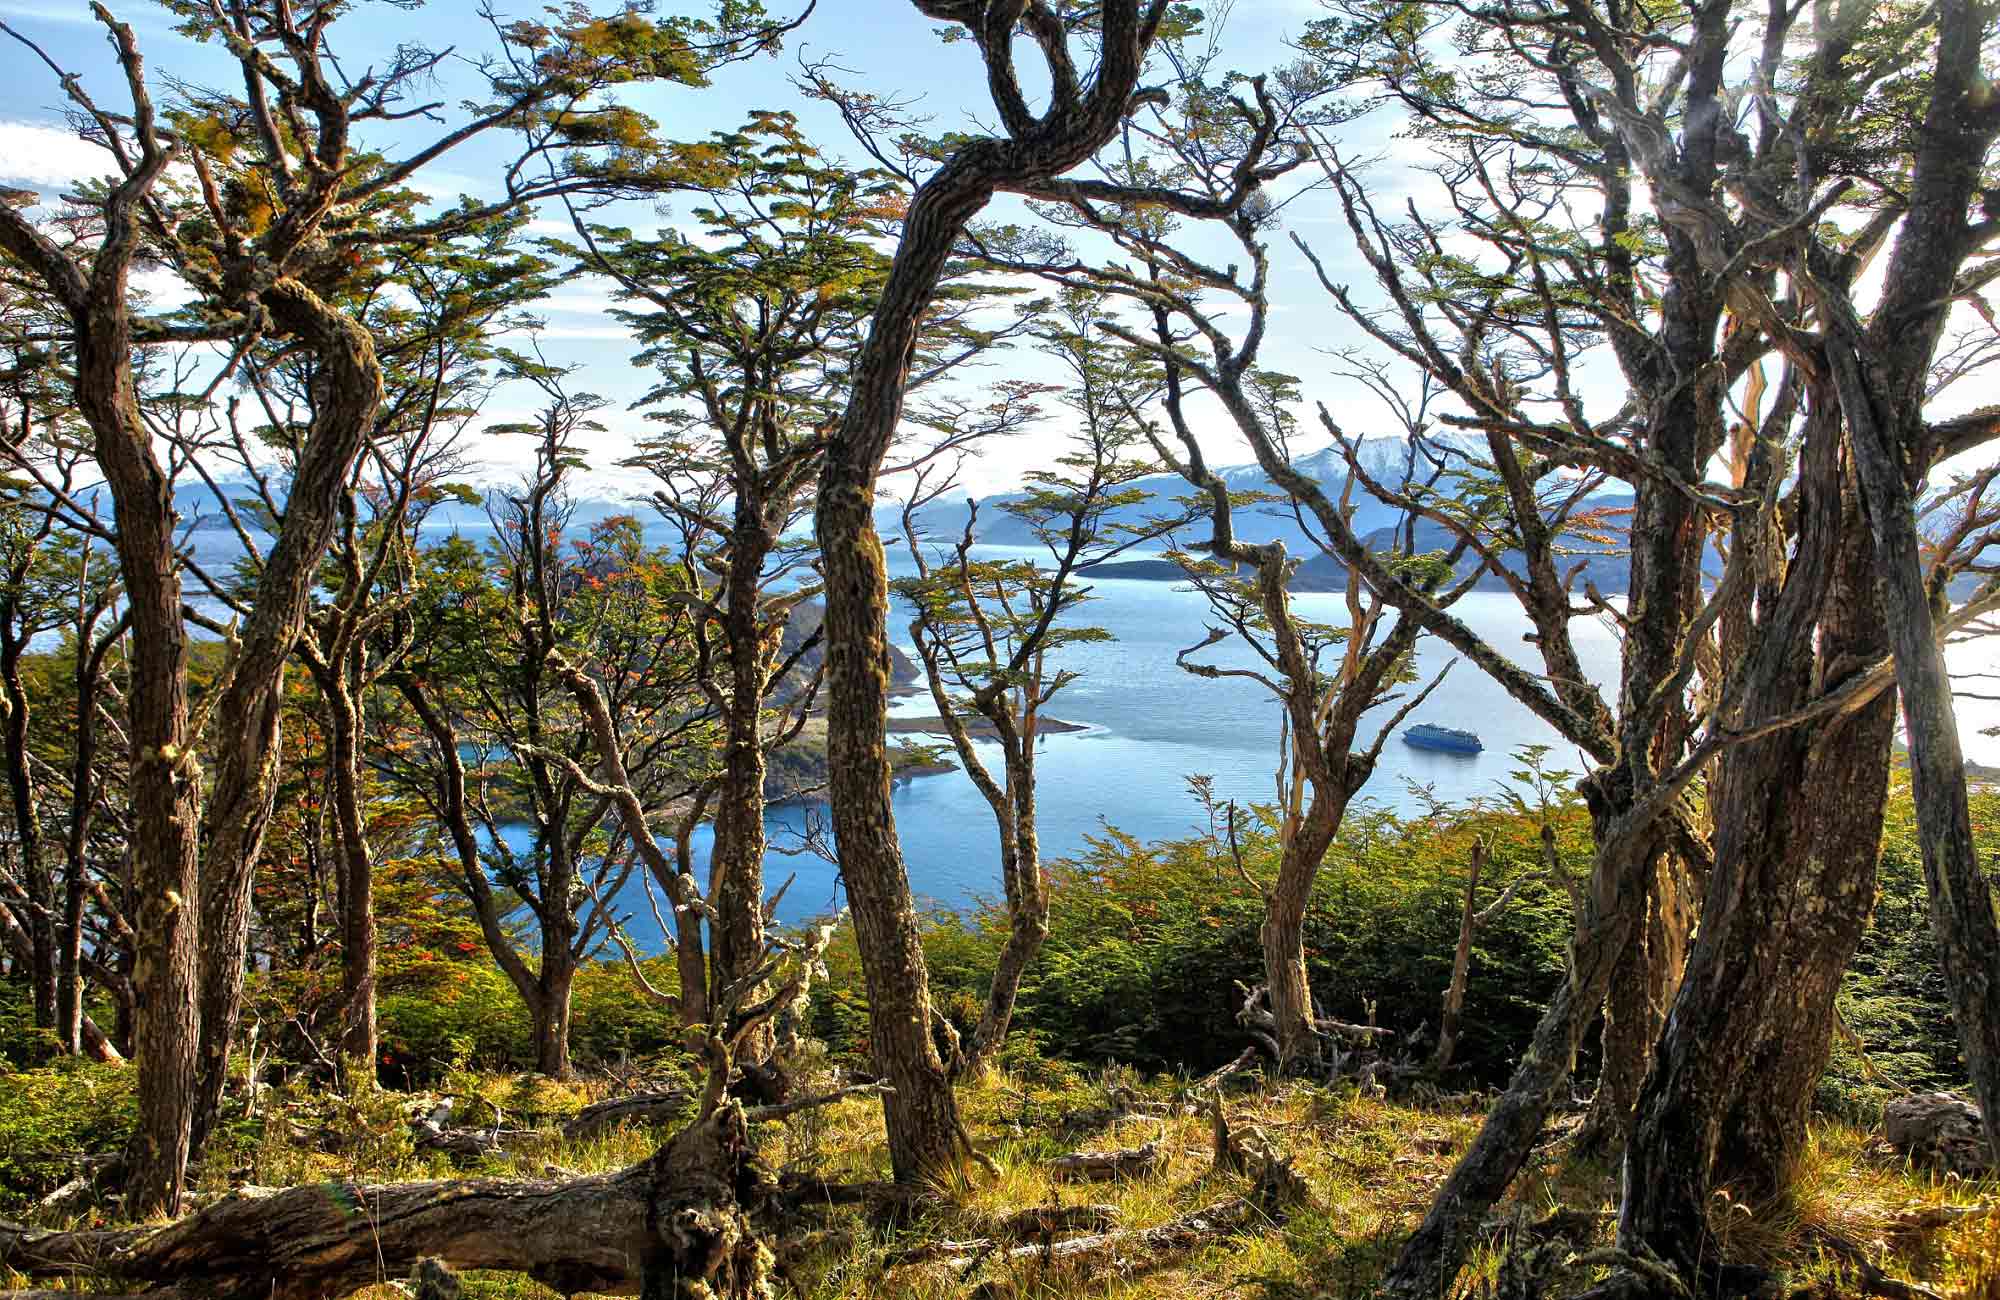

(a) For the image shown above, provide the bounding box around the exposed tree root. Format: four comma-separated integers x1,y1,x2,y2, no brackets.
911,1198,1263,1277
993,1203,1122,1238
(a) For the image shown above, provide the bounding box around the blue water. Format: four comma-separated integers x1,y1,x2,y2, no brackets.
182,524,1997,952
587,547,1631,947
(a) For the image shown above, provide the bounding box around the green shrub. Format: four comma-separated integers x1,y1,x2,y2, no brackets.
0,1058,135,1210
569,959,685,1064
1821,776,1998,1117
376,962,530,1083
808,801,1585,1086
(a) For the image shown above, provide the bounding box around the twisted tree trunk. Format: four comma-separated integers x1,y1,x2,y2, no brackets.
812,0,1159,1179
192,281,384,1154
1620,403,1894,1277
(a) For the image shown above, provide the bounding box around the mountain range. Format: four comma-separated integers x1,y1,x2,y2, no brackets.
889,433,1501,553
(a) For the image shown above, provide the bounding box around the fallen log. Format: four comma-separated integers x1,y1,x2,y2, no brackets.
559,1088,695,1141
1,1166,653,1300
0,1100,910,1300
410,1119,538,1161
906,1198,1261,1277
1190,1045,1260,1094
1048,1140,1165,1182
993,1204,1120,1238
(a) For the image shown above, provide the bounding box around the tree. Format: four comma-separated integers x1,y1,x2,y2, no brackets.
895,288,1175,1072
1281,0,2000,1283
1153,356,1465,1071
1809,0,2000,1172
219,211,556,1075
562,110,1011,1056
0,0,791,1211
805,0,1184,1181
391,370,716,1079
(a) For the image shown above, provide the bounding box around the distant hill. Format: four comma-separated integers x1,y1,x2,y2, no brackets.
1082,494,1639,593
888,433,1502,552
775,599,919,699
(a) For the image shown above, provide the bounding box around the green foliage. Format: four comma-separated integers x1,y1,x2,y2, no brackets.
1822,774,2000,1117
816,799,1586,1083
377,963,531,1085
0,981,58,1070
0,1057,135,1210
366,960,687,1085
569,960,688,1065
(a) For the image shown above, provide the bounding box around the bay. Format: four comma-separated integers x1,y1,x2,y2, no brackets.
607,547,1635,946
185,528,2000,950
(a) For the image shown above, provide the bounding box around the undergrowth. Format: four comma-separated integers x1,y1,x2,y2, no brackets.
3,1054,1992,1299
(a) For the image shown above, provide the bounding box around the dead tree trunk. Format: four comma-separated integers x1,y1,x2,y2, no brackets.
1434,839,1487,1075
637,1104,774,1300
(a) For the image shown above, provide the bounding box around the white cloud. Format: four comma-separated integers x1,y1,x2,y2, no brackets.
0,119,119,192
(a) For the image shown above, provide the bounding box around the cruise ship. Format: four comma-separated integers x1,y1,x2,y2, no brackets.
1402,723,1484,754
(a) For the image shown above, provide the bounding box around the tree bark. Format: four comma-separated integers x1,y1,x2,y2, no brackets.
1263,789,1343,1069
0,1167,654,1300
908,626,1048,1075
1575,849,1689,1156
326,661,376,1074
811,1,1161,1178
0,618,52,1026
1815,0,2000,1165
192,281,384,1155
1380,806,1661,1299
816,478,965,1178
707,532,774,1060
970,752,1049,1069
1620,419,1893,1275
56,602,111,1059
65,274,204,1220
1845,388,2000,1175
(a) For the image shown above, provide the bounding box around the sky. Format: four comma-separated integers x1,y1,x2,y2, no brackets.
2,0,1988,507
0,0,1450,501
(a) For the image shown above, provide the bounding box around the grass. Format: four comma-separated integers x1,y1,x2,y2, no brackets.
3,1060,1995,1300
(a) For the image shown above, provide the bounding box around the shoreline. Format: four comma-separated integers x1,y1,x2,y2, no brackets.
885,714,1089,739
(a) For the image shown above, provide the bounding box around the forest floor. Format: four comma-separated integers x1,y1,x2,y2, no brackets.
3,1061,1996,1299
